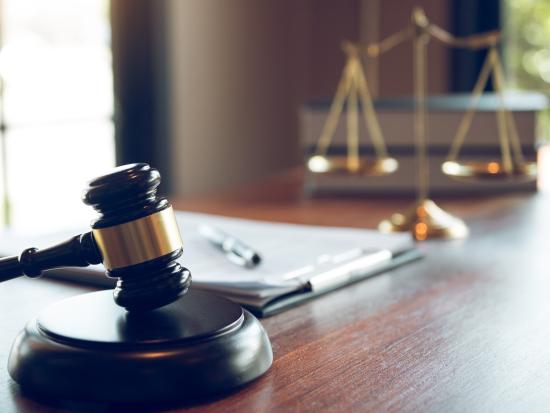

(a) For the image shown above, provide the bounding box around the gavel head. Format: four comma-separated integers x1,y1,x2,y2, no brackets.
82,163,191,311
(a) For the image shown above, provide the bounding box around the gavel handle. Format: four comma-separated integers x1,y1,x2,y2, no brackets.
0,232,103,283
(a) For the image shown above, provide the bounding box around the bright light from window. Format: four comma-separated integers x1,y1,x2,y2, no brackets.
0,0,115,234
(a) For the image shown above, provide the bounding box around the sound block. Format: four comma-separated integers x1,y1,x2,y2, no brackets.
8,289,272,403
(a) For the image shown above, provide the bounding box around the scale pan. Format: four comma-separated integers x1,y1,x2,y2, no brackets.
441,160,537,182
307,155,398,176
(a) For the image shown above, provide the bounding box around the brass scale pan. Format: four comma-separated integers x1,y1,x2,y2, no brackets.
441,160,537,182
307,154,398,176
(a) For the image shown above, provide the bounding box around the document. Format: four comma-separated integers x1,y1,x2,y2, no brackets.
0,211,420,316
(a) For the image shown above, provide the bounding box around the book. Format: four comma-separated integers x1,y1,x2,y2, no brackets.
0,211,421,317
300,92,547,149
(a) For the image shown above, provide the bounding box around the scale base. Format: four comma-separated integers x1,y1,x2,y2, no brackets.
8,289,272,404
378,199,469,240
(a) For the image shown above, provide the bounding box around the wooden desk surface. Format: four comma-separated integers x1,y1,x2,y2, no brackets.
2,170,550,412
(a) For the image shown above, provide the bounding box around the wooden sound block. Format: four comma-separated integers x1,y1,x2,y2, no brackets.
8,289,273,403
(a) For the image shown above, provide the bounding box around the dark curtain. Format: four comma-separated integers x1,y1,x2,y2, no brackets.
451,0,501,92
110,0,172,193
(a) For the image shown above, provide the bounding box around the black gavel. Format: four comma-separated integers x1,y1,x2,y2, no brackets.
0,163,192,311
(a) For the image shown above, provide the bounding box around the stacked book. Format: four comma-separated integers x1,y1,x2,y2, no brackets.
300,92,548,195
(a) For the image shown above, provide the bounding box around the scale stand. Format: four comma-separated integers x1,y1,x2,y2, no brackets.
307,8,533,240
378,8,468,241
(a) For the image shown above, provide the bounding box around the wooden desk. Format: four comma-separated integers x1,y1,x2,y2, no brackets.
2,170,550,412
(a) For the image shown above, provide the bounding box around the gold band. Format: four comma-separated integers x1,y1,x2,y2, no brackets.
92,206,183,270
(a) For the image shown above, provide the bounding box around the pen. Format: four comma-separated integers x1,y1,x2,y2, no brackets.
198,225,262,268
307,249,392,291
281,248,393,291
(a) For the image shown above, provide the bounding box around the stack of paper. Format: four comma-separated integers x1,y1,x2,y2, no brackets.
0,211,419,316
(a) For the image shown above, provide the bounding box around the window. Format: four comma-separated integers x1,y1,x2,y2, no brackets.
504,0,550,140
0,0,115,234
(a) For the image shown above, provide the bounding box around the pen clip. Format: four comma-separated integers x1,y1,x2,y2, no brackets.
225,251,255,269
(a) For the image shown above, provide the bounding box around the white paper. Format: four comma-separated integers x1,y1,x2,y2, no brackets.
0,211,414,303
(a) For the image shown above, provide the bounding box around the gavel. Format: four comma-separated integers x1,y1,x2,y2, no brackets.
3,163,273,403
0,163,192,311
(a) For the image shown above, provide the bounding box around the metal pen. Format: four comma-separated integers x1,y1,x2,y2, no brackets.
198,225,262,268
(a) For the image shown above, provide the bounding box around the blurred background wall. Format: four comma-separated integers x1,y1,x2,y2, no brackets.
4,0,527,231
165,0,451,197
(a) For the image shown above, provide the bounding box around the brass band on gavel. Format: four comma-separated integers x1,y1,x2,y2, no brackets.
92,206,183,271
